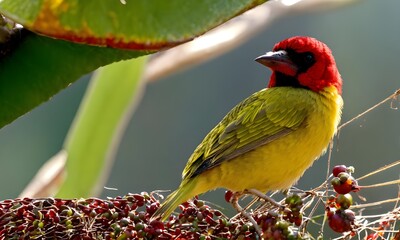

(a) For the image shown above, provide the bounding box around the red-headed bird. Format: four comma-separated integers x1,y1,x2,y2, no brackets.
152,36,343,221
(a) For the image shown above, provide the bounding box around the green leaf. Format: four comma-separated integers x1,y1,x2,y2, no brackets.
0,1,266,128
56,57,147,198
0,31,146,128
0,0,267,49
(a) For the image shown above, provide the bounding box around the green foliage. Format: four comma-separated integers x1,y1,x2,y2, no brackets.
0,0,266,49
0,0,267,128
0,32,144,128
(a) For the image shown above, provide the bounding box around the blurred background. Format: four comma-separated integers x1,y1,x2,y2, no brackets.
0,0,399,233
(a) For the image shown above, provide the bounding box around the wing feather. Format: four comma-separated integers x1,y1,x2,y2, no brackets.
183,87,310,180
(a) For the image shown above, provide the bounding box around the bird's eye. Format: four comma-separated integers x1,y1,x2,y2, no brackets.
304,53,314,63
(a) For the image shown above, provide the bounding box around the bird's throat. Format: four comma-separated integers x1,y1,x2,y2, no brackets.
271,72,310,90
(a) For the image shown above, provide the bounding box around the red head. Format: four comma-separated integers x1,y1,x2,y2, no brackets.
255,36,342,94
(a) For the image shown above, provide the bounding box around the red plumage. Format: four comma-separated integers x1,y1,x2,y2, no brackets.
268,36,342,94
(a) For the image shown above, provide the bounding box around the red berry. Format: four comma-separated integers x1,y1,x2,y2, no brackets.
146,202,159,215
332,165,347,177
333,183,352,194
150,220,165,230
294,215,302,226
328,209,355,233
332,178,353,194
224,191,234,203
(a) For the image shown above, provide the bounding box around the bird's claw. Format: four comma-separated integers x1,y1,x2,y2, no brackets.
230,191,264,238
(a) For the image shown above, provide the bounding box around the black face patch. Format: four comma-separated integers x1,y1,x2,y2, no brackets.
273,49,315,89
286,50,316,74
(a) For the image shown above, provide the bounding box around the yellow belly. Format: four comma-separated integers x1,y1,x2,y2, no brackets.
194,86,342,193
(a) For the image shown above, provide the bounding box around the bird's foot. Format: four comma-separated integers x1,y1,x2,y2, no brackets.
229,191,263,239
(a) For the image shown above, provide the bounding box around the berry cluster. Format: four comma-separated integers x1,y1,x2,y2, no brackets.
164,195,307,239
164,198,259,239
0,192,311,239
283,194,303,227
0,193,164,239
224,191,305,239
330,165,360,194
1,165,398,239
0,192,306,239
259,194,305,239
326,165,360,234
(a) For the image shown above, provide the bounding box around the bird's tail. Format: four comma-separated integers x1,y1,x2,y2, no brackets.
151,179,197,222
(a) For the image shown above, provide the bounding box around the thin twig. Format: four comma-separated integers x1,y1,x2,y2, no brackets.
350,197,400,209
360,179,400,189
230,192,263,238
357,159,400,181
338,89,400,131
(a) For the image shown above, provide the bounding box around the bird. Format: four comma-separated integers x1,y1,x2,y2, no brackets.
152,36,343,221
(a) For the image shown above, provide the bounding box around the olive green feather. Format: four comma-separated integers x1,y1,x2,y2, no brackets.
182,87,310,180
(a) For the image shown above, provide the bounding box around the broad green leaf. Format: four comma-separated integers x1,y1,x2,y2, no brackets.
0,31,146,128
0,1,266,128
57,57,147,198
0,0,267,50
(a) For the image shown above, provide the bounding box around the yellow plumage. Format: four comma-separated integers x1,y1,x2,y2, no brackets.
153,86,342,221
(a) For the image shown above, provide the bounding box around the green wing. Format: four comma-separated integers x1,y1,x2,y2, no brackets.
182,87,311,180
